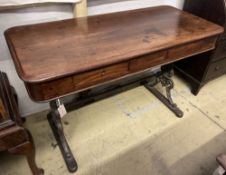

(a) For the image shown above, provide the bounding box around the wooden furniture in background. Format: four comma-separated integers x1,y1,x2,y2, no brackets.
5,6,223,172
0,71,43,175
174,0,226,95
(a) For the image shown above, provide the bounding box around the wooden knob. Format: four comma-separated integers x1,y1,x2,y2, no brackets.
101,70,106,76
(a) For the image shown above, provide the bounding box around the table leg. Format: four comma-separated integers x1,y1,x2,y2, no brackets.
64,68,183,118
144,71,183,118
47,100,78,173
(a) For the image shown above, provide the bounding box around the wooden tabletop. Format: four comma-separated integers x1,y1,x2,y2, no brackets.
5,6,224,83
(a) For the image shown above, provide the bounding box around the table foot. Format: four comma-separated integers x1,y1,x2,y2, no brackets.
47,101,78,173
144,70,184,118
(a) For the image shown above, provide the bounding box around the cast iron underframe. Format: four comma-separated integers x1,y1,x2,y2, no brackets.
47,66,184,172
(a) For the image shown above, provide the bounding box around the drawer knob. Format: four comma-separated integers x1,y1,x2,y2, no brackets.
215,66,220,71
101,70,106,76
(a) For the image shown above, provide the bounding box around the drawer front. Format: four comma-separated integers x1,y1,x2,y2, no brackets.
25,37,218,102
206,58,226,81
37,77,75,101
168,37,216,61
129,51,167,72
27,63,129,101
73,63,129,89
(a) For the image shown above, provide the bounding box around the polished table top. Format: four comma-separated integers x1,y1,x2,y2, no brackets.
4,6,224,173
5,6,224,83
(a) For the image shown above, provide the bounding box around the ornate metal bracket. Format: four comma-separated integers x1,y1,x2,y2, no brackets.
144,70,184,118
47,67,183,173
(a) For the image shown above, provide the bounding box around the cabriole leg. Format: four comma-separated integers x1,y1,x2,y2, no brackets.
8,130,44,175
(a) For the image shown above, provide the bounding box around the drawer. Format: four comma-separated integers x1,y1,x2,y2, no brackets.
26,62,129,101
72,63,129,89
168,37,216,61
129,51,167,72
206,58,226,81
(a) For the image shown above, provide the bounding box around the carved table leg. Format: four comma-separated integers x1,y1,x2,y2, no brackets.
8,130,44,175
144,70,184,118
47,100,78,172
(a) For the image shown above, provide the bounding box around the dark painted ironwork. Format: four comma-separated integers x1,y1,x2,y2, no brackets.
48,100,78,173
47,67,183,172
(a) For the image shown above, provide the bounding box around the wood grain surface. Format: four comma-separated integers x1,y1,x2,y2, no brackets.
5,6,224,83
24,36,218,101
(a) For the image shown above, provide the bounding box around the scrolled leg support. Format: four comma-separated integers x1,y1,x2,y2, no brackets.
47,100,78,173
145,70,184,118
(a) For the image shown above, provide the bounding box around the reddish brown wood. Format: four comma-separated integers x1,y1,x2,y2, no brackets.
4,6,224,172
25,62,129,101
5,6,223,84
5,6,223,102
0,72,20,131
168,37,216,60
0,98,7,122
24,36,219,101
8,131,44,175
0,127,27,150
0,72,43,175
129,51,167,72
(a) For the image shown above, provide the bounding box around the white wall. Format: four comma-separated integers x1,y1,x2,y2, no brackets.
0,0,184,116
0,4,74,116
89,0,184,15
